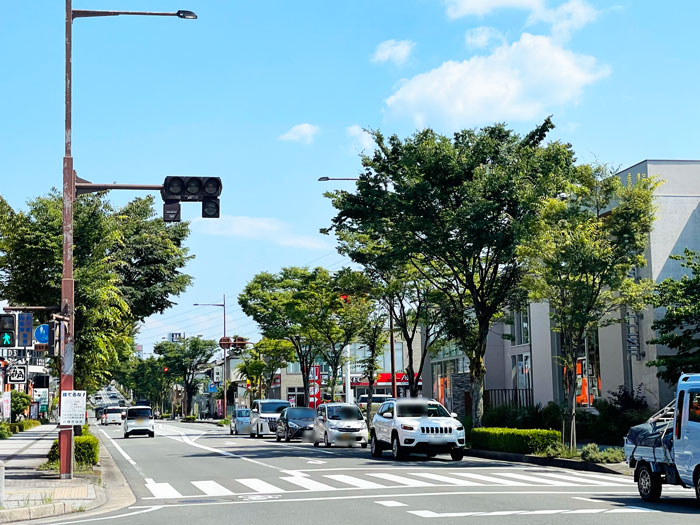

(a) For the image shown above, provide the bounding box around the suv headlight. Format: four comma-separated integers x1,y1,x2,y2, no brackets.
401,424,415,431
289,421,299,428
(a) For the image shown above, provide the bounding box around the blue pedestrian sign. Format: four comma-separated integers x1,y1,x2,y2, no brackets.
17,313,33,348
35,324,49,344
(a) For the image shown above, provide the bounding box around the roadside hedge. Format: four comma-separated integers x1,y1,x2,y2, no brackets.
47,435,100,466
183,415,196,422
471,427,561,454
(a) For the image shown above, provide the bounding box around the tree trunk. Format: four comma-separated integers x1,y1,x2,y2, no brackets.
470,369,485,427
366,376,375,428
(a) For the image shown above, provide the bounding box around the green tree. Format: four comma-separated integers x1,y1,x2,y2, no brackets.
154,336,217,415
326,119,572,425
11,390,32,422
131,356,174,412
648,249,700,383
239,268,320,406
519,167,657,447
252,338,296,396
0,192,192,391
356,305,387,427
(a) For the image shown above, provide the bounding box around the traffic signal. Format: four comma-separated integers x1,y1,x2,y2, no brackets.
0,314,15,348
161,176,222,219
47,320,61,357
163,367,169,373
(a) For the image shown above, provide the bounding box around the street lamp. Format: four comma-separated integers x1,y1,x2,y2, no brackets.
318,176,398,399
59,0,196,479
193,296,228,417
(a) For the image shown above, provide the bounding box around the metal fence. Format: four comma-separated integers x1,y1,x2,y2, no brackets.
484,388,534,410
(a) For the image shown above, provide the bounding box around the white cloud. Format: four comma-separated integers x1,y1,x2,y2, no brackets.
372,40,416,66
279,123,319,144
527,0,598,42
192,215,330,251
445,0,543,18
347,125,375,153
465,26,506,48
384,33,609,129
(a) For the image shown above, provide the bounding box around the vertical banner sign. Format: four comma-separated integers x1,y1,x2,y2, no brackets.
288,396,296,407
37,389,49,413
2,392,11,420
30,402,39,420
308,365,321,409
59,390,86,426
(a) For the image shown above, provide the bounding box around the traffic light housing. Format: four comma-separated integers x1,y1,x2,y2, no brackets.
163,367,169,373
161,176,222,220
47,320,61,357
0,314,15,348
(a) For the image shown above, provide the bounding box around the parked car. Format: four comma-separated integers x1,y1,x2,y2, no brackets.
370,398,466,460
249,399,291,438
102,406,124,425
313,403,368,448
230,408,251,435
357,394,393,419
276,407,315,442
123,406,155,438
625,373,700,502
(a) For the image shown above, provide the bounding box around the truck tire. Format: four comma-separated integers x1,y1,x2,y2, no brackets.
637,463,662,502
695,473,700,504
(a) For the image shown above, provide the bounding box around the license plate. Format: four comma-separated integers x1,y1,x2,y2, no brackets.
341,433,350,439
136,418,145,424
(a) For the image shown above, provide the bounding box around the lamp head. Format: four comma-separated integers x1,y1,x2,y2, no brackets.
177,10,197,19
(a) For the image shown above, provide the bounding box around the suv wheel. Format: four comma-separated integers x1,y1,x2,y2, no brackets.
370,433,382,457
450,448,464,461
123,432,129,439
637,463,662,502
391,434,406,460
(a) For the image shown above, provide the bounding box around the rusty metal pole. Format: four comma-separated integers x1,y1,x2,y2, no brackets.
59,0,75,479
222,294,227,419
390,301,397,398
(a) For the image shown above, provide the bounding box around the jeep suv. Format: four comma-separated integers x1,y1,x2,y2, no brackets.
370,398,465,460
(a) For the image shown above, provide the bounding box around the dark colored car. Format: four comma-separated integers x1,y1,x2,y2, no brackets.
276,407,315,442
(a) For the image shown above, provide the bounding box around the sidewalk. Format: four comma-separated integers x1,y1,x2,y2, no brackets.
0,424,103,522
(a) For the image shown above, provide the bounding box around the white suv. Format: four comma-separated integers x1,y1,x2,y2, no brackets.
370,398,466,461
249,399,291,438
123,406,155,438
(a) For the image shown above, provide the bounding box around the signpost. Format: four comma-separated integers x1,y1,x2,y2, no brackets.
60,391,86,426
308,365,321,408
7,366,27,384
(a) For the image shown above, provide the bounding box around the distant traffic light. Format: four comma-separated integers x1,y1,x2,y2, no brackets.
0,314,15,348
163,367,169,373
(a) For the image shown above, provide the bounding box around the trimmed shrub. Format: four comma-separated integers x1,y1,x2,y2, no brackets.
9,423,21,433
161,413,171,419
580,443,625,463
481,402,562,431
19,420,41,431
183,415,196,422
471,427,561,454
81,424,90,436
0,422,12,439
47,435,99,466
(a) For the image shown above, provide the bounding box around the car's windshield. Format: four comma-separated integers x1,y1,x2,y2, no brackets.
359,395,388,403
287,408,314,419
327,406,363,420
260,401,290,414
397,403,451,418
236,409,250,417
127,408,151,419
106,408,122,414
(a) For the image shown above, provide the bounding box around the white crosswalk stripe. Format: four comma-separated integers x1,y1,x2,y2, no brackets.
191,480,234,496
236,478,286,493
496,472,578,486
451,473,530,486
367,473,434,487
324,474,387,489
145,479,182,499
531,472,627,486
410,472,481,485
280,476,337,491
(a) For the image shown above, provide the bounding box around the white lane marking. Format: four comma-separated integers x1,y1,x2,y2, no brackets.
293,466,534,472
265,440,338,455
533,472,627,486
145,480,183,499
324,474,387,489
368,473,433,487
376,500,408,507
497,473,576,486
280,470,309,477
409,508,655,518
224,441,237,446
45,505,163,524
191,480,234,497
236,478,286,493
564,509,607,513
565,471,635,484
99,429,137,467
191,431,208,442
452,473,528,486
408,510,441,518
410,473,480,486
572,497,607,503
280,476,337,491
606,507,658,513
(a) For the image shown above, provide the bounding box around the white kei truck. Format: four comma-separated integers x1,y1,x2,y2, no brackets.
624,373,700,503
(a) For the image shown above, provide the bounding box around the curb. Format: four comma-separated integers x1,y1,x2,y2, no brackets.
0,502,73,524
465,448,631,475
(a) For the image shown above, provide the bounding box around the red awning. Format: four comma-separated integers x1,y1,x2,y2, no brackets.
351,373,422,388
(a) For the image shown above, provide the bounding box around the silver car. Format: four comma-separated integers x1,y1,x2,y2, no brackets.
230,408,251,435
313,403,368,448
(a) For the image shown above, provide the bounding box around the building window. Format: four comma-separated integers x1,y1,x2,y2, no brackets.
286,362,301,374
512,309,530,346
287,387,304,407
511,353,531,390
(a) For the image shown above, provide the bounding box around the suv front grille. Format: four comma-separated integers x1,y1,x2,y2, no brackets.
420,426,453,434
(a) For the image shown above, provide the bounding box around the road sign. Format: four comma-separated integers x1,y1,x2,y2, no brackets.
34,324,49,344
2,392,10,419
219,336,232,350
0,314,14,348
8,366,27,384
60,391,86,426
17,313,33,347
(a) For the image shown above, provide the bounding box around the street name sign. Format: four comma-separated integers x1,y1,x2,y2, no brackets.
60,391,86,426
8,366,27,384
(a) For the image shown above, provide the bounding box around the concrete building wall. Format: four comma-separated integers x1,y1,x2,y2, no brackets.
529,302,554,406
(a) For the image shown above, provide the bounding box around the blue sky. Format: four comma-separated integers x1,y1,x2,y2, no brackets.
2,0,700,356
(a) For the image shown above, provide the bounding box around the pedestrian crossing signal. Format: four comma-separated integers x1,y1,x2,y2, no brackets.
0,314,15,348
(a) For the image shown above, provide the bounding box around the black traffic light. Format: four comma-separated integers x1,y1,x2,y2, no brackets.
161,177,222,221
0,314,15,348
48,320,61,357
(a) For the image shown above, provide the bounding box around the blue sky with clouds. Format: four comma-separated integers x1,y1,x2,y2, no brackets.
2,1,700,355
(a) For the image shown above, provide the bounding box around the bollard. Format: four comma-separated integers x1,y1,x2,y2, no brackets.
0,460,5,507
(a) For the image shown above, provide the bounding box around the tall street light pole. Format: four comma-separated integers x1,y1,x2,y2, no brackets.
60,0,196,479
193,296,228,417
318,176,398,398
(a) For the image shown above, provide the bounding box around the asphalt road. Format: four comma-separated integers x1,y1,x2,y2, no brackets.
48,421,699,524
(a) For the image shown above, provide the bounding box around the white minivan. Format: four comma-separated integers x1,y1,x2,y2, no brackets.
249,399,290,438
313,403,368,448
123,406,155,438
102,407,124,425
